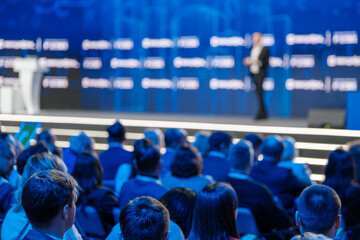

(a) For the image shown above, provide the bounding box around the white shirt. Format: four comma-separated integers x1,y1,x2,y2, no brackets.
250,45,263,74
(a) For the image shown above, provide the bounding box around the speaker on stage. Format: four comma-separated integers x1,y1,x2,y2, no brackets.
307,109,346,129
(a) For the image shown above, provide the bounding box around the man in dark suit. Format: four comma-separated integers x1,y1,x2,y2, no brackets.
243,32,270,120
250,135,310,210
21,170,78,240
226,140,292,234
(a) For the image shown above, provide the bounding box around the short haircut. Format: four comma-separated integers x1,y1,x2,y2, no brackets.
107,121,126,143
164,129,184,148
133,139,161,173
69,132,92,154
209,131,232,152
244,133,263,150
298,185,341,234
260,135,284,159
16,142,49,175
120,196,170,240
228,140,254,171
282,136,298,161
21,170,78,228
171,146,202,178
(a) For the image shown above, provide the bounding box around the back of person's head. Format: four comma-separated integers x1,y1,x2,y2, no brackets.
189,182,239,240
228,140,254,172
297,185,341,237
69,132,93,154
36,129,61,157
133,139,161,175
348,140,360,182
22,170,78,230
282,136,298,161
159,188,196,238
107,121,126,143
72,153,103,192
171,145,202,178
120,196,170,240
244,133,263,151
16,142,49,175
261,135,284,162
209,131,232,154
164,129,185,149
0,140,15,177
144,128,164,150
193,131,211,156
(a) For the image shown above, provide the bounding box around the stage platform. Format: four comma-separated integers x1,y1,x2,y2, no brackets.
1,110,360,182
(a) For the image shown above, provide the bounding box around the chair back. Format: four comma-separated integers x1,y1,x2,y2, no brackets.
236,207,260,235
76,205,106,239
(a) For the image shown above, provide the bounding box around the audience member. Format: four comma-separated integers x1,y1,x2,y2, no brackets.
162,146,214,192
159,188,196,238
72,153,118,234
250,135,309,210
118,139,167,208
21,170,78,240
202,131,232,181
62,132,94,174
348,140,360,183
188,182,239,240
161,129,185,177
293,185,341,239
1,153,81,240
226,140,292,234
36,129,62,157
16,142,49,175
278,136,313,185
99,121,132,180
244,133,264,162
192,131,211,157
144,128,164,151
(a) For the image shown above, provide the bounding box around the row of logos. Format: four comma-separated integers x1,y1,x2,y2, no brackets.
0,31,357,51
0,76,356,92
1,55,359,70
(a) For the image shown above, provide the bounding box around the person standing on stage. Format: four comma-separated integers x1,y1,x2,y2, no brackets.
243,32,270,120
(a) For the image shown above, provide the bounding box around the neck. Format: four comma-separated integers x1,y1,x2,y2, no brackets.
33,225,65,239
138,172,158,179
230,169,249,175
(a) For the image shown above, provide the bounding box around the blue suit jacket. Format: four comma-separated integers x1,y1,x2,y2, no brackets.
202,153,230,182
99,147,132,180
22,230,55,240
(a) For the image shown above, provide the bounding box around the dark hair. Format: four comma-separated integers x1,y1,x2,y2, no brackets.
159,188,196,238
189,182,239,240
164,129,184,148
36,129,61,157
17,142,49,175
323,149,354,199
133,139,161,174
208,131,232,152
244,133,263,150
0,140,15,176
171,146,201,178
120,196,170,240
21,170,78,227
260,135,284,159
72,153,103,192
107,121,125,143
298,185,341,234
228,140,253,171
349,144,360,182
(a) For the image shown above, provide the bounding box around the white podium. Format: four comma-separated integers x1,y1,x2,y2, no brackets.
13,57,47,114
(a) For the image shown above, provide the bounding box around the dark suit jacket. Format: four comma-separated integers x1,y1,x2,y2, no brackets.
99,146,132,180
22,230,55,240
202,153,230,182
250,160,309,209
118,177,167,209
258,47,270,76
0,180,15,218
226,175,292,234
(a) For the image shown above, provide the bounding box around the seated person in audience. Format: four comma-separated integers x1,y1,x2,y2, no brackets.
348,140,360,182
72,153,118,234
16,142,49,176
192,131,211,157
323,149,360,238
160,129,186,177
36,129,62,158
161,145,214,193
118,139,167,208
291,185,341,240
0,140,15,222
1,153,82,240
120,196,170,240
278,136,313,185
99,121,132,180
250,135,309,210
62,132,94,174
226,140,292,234
21,170,78,240
144,128,164,151
188,182,239,240
244,133,264,162
159,188,196,238
202,131,232,181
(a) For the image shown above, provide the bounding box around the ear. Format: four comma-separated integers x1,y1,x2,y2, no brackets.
335,214,341,230
62,205,69,219
295,211,301,227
